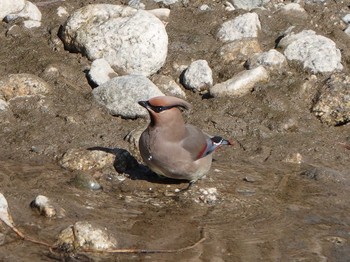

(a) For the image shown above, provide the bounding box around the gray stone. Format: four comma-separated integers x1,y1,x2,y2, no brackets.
210,66,269,97
279,30,343,73
230,0,269,11
88,58,118,86
217,38,262,64
151,75,186,98
217,12,261,42
182,60,213,92
0,74,51,101
92,75,164,118
246,49,287,70
312,74,350,126
61,4,168,76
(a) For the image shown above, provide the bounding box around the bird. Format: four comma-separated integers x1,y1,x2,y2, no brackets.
138,96,232,188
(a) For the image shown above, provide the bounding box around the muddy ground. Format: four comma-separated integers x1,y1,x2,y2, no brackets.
1,0,350,261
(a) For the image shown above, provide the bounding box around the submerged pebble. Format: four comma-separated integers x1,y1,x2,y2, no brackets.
72,173,102,190
30,195,65,218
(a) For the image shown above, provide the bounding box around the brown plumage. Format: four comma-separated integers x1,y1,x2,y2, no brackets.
138,96,231,184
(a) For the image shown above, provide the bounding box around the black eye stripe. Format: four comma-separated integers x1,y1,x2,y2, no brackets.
147,102,175,113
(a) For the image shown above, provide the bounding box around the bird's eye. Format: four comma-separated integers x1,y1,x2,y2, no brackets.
147,102,174,113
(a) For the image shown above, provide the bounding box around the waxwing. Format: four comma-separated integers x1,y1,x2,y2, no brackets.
138,96,232,187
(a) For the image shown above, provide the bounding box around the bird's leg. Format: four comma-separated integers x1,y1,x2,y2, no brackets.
177,180,195,193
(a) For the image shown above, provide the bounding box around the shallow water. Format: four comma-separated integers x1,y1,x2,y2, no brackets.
1,156,349,261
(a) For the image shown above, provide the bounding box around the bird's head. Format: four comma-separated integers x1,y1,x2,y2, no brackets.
138,96,191,126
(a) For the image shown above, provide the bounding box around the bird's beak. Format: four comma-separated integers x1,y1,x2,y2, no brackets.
138,100,148,108
222,139,233,146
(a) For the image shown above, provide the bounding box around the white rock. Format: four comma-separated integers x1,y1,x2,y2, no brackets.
224,1,235,11
280,3,307,13
199,5,210,11
0,99,9,111
151,75,186,98
279,30,343,73
146,8,170,23
217,12,261,42
182,60,213,92
30,195,64,218
23,20,41,28
209,66,269,97
5,1,42,27
57,6,69,17
152,0,179,5
345,26,350,37
342,14,350,24
61,4,168,77
246,49,287,70
88,58,118,86
0,0,25,20
92,75,164,118
230,0,269,11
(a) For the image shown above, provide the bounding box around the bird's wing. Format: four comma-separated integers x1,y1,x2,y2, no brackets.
181,124,210,160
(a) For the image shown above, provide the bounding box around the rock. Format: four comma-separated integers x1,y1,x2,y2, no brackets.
152,0,179,5
246,49,287,71
182,60,213,92
88,58,118,86
284,153,303,164
23,20,41,29
278,30,343,73
304,0,327,3
55,221,117,251
217,38,262,64
60,148,115,171
0,74,51,101
60,4,168,76
300,167,346,184
92,75,164,118
151,75,186,98
128,0,145,9
345,26,350,37
0,0,25,20
217,12,261,42
72,173,102,190
210,66,269,97
146,8,170,24
5,1,42,28
198,188,219,205
199,4,210,11
0,99,9,111
342,14,350,24
57,6,69,18
229,0,269,11
280,3,307,14
312,74,350,126
30,195,65,218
